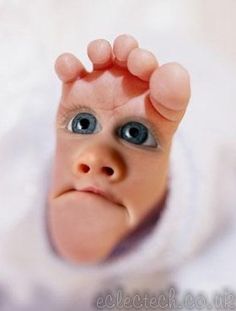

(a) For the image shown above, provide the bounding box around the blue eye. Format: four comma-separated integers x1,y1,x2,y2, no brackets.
117,121,157,147
68,112,98,134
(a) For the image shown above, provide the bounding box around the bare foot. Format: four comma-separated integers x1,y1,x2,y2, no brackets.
47,34,191,264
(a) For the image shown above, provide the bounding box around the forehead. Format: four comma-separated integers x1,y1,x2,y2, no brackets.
67,67,148,111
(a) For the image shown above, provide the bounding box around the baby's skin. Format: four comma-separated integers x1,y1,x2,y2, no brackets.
47,34,190,264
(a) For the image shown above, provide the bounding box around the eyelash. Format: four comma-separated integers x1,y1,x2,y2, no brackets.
58,104,95,127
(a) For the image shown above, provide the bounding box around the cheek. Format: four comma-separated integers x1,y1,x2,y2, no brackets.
124,154,169,221
50,136,78,194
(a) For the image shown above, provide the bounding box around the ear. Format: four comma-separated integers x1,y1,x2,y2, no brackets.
55,53,87,83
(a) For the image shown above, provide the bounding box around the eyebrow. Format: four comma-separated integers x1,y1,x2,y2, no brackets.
66,102,96,113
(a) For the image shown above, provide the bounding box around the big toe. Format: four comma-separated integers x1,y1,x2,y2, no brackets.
149,63,191,122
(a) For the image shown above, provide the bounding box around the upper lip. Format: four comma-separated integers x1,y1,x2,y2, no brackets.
77,186,122,206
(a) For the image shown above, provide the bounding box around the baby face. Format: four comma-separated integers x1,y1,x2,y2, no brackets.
48,68,169,263
47,35,190,264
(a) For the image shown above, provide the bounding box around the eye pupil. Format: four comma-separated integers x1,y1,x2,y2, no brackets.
129,127,139,138
79,118,90,129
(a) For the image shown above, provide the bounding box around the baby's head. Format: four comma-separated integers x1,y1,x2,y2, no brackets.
47,35,190,264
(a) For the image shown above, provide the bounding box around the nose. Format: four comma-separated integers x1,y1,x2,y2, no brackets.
73,144,126,182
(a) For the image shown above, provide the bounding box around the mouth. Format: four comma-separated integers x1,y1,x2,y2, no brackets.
78,186,122,206
52,185,124,209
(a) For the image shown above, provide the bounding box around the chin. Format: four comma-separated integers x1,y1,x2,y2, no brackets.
47,192,131,264
53,240,115,264
48,223,126,264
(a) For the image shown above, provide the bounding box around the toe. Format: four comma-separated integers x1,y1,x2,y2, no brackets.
127,48,158,81
113,34,139,67
87,39,113,70
149,63,191,122
55,53,87,83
